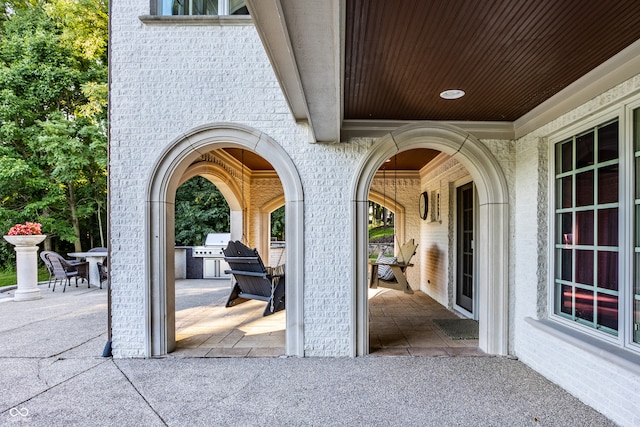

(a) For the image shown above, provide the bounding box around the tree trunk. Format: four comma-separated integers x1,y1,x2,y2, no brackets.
68,183,82,252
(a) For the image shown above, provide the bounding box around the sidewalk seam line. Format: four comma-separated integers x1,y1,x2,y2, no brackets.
113,361,169,426
0,358,110,414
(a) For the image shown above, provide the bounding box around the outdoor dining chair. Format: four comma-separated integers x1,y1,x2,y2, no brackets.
39,251,55,288
41,251,89,292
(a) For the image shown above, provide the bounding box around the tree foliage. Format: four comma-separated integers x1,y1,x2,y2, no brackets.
0,0,107,265
175,176,231,246
270,206,284,241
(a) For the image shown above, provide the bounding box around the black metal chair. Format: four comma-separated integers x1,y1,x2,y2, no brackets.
42,251,89,292
223,240,285,316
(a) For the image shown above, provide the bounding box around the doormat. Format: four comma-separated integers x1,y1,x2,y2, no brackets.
433,319,479,340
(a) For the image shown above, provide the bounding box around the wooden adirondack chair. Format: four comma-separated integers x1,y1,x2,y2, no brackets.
223,240,285,316
369,239,418,294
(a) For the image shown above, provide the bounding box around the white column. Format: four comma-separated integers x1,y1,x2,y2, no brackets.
4,235,46,301
229,210,243,242
13,245,41,301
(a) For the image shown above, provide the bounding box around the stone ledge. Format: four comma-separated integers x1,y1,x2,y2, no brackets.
138,15,253,26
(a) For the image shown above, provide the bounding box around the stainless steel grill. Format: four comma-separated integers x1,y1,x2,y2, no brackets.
192,233,231,279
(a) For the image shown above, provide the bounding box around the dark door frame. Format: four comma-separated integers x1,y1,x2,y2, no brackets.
456,182,475,315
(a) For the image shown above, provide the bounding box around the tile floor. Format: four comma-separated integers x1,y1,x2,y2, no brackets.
368,287,483,357
173,279,285,358
172,279,483,357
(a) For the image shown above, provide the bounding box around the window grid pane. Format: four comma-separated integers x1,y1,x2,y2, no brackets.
554,120,619,334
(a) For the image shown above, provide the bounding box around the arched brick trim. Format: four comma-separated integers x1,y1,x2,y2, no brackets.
146,123,304,357
351,122,509,356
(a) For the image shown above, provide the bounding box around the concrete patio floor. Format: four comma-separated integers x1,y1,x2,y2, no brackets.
0,279,616,426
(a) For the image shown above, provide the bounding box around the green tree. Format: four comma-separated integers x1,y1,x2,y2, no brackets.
175,176,230,246
270,206,285,241
0,0,107,264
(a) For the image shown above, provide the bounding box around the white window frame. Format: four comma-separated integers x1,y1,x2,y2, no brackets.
628,99,640,348
547,95,640,354
159,0,246,16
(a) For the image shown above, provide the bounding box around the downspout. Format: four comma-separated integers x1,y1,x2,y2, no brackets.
102,0,113,358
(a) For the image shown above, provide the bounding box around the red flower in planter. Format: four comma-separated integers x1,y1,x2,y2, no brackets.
7,222,42,236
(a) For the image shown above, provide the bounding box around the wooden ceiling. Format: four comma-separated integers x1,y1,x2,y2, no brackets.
381,149,440,171
223,148,275,170
221,148,438,171
344,0,640,121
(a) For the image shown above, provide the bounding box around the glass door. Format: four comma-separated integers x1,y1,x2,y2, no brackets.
456,182,474,313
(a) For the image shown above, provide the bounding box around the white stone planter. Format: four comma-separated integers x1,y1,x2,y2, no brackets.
3,234,47,301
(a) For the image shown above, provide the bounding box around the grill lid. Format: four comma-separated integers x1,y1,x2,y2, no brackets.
204,233,231,247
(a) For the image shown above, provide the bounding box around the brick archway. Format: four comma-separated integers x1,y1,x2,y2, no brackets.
145,123,304,357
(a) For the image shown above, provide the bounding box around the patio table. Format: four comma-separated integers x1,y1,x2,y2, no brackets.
67,251,108,288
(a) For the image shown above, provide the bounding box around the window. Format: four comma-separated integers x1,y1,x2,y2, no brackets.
553,107,640,351
159,0,248,16
634,108,640,344
554,120,620,335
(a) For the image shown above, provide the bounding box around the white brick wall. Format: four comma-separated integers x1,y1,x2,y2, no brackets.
111,2,367,357
298,141,369,355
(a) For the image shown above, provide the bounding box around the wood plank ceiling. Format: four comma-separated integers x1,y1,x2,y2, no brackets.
344,0,640,121
220,147,438,171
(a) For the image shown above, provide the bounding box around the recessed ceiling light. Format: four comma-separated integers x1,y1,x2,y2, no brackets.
440,89,465,100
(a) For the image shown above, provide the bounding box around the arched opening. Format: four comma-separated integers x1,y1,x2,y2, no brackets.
179,160,243,241
146,123,304,357
260,195,286,267
352,122,509,357
368,190,405,255
175,176,231,246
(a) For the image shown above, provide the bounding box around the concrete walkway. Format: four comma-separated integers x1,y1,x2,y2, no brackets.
0,282,615,426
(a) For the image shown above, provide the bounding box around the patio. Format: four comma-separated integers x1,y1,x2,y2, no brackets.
172,279,481,357
0,279,615,425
